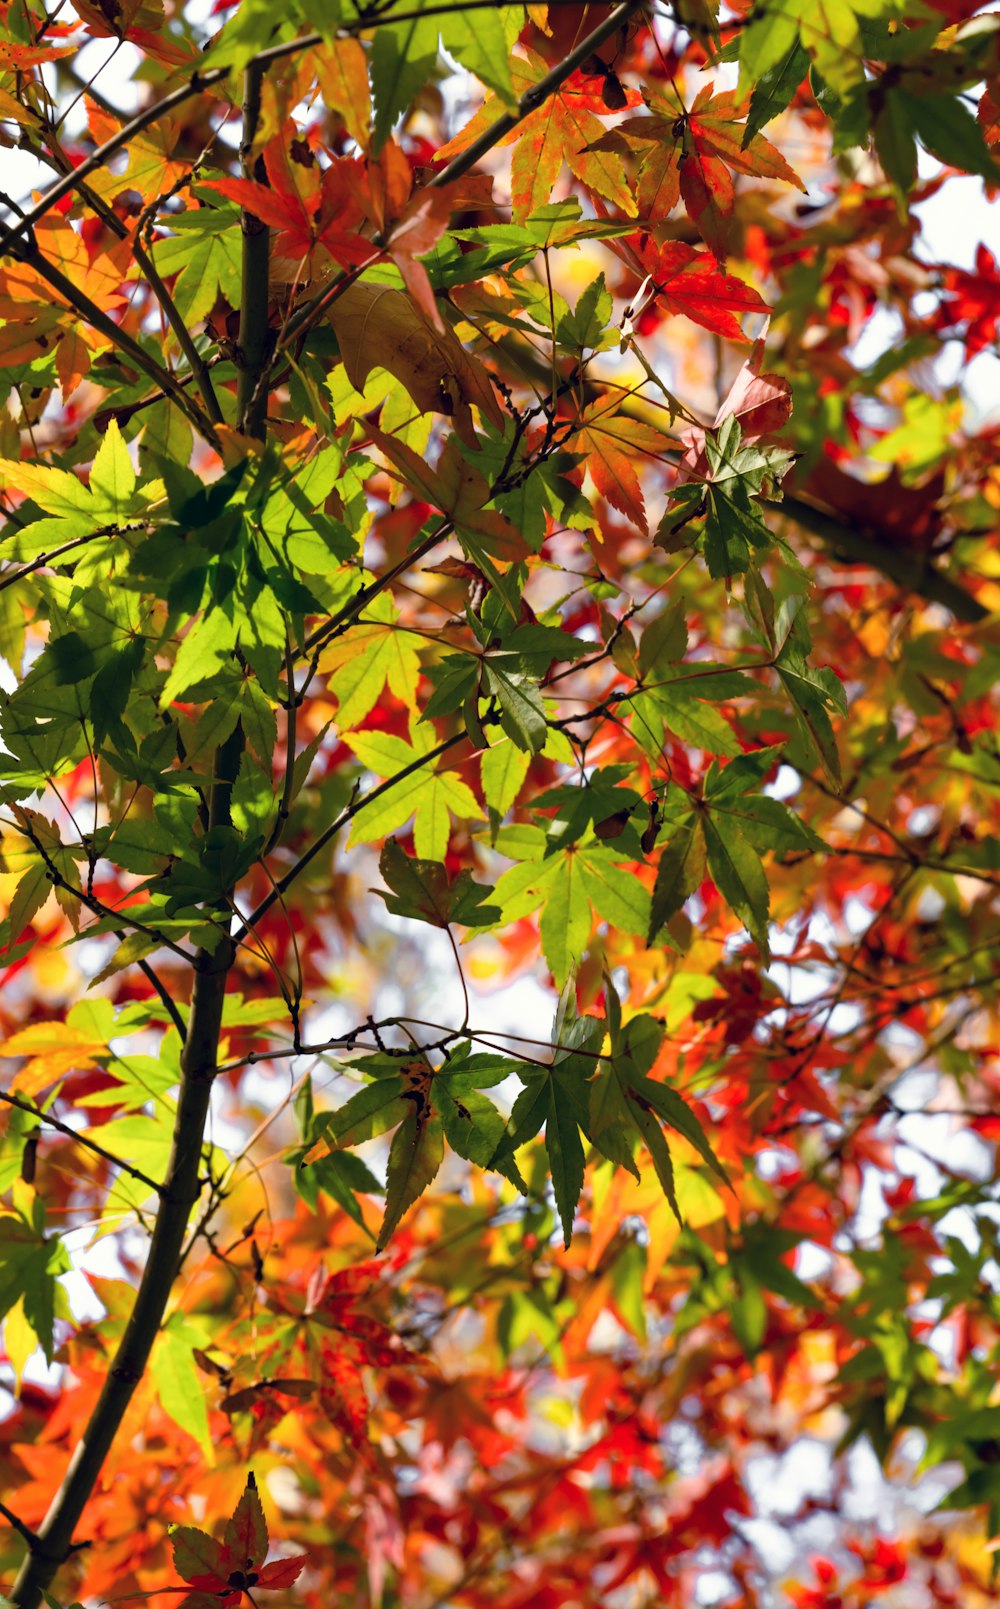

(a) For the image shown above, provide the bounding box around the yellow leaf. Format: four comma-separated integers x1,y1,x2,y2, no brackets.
319,596,420,729
2,1298,38,1393
315,38,372,149
4,1021,107,1099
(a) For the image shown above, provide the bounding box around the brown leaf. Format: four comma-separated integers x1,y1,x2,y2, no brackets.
326,281,503,449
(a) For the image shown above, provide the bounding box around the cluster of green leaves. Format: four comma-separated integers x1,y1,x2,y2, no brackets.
298,970,725,1250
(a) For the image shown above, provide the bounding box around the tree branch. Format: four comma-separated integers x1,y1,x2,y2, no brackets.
14,128,223,428
236,62,271,438
7,729,245,1609
136,958,188,1038
780,492,988,625
0,526,140,595
4,54,275,1598
12,242,217,443
0,1500,40,1551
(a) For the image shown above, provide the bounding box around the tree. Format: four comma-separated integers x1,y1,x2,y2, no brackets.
0,0,998,1603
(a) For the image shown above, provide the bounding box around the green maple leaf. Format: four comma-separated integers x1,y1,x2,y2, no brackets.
376,838,500,927
0,1195,71,1363
660,415,795,579
774,602,847,782
379,1107,444,1250
152,206,243,327
492,833,651,988
346,723,480,860
739,0,903,99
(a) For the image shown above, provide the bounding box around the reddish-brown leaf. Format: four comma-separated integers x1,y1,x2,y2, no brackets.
573,404,675,534
640,240,770,340
368,427,528,560
257,1556,309,1589
223,1472,269,1570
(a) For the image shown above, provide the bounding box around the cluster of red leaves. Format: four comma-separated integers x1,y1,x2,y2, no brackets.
934,243,1000,357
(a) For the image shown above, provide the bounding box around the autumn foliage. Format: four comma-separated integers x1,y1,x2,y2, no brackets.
0,0,999,1606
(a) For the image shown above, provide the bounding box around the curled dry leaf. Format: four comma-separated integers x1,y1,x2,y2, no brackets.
326,280,504,450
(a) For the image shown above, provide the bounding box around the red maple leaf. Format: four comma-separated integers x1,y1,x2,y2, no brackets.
345,141,493,328
636,237,770,339
204,126,372,272
593,86,804,257
934,243,1000,357
436,52,641,221
265,1260,425,1449
170,1473,307,1608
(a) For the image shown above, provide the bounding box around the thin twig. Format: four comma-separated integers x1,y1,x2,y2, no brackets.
0,1088,166,1197
245,731,466,930
0,1500,39,1550
136,959,187,1038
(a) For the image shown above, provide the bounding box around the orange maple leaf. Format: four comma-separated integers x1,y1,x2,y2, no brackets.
572,402,675,534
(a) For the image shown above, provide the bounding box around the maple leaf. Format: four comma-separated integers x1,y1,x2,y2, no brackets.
436,53,639,221
0,40,76,66
204,126,371,271
592,86,804,256
679,334,792,477
345,141,493,327
933,243,1000,357
661,414,796,578
344,721,480,860
328,282,504,450
376,837,500,927
980,77,1000,152
315,37,372,149
0,211,127,385
367,425,527,561
738,0,902,100
170,1473,306,1608
319,593,421,731
2,1018,108,1100
86,98,189,207
72,0,196,65
631,238,771,340
572,401,675,534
